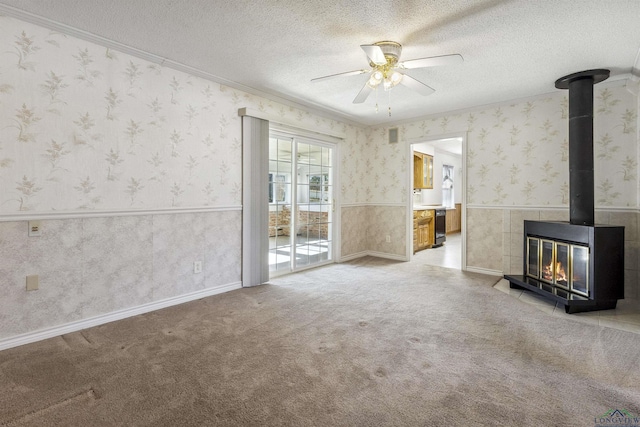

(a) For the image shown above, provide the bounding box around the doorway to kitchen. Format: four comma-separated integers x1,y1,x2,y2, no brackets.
268,133,335,277
409,134,465,270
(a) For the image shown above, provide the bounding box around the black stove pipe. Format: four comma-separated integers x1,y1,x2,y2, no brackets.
555,69,609,226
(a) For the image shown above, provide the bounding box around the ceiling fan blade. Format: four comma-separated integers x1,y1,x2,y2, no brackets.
400,74,435,96
353,82,373,104
399,54,463,70
311,69,369,82
360,44,387,65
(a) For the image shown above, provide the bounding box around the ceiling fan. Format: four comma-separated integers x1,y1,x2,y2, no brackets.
312,41,463,115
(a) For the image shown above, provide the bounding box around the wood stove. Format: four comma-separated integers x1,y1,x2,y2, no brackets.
507,220,623,313
504,69,625,313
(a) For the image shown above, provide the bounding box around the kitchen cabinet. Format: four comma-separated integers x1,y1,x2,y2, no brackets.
413,153,433,189
445,203,462,234
413,209,434,252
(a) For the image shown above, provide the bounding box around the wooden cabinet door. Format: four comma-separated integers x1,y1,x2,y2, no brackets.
413,154,423,189
414,153,433,189
418,223,429,249
455,203,462,231
423,154,433,189
445,209,457,234
414,210,434,251
445,205,462,234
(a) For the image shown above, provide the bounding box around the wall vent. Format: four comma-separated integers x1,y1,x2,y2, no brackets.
388,127,398,144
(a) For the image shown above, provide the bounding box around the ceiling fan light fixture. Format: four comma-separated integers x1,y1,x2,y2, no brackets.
382,71,403,90
312,40,462,116
368,70,383,87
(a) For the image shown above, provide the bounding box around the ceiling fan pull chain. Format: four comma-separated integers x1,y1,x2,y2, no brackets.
388,89,392,116
375,86,379,113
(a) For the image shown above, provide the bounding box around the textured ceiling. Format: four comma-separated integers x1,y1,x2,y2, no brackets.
1,0,639,126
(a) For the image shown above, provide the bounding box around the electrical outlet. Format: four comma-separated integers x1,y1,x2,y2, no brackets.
26,275,39,291
385,235,391,243
193,261,203,274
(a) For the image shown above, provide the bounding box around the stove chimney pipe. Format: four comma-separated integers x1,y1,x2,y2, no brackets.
555,69,609,226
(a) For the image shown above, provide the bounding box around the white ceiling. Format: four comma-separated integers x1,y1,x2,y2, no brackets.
1,0,639,126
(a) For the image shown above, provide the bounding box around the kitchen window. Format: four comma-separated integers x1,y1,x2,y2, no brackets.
442,164,454,209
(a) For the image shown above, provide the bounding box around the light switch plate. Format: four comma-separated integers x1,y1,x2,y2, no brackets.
28,220,42,237
26,275,39,291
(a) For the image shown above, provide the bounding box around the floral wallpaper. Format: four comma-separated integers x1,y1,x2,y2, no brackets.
1,12,635,340
0,15,353,214
363,81,638,271
366,83,637,208
340,126,407,206
0,14,366,344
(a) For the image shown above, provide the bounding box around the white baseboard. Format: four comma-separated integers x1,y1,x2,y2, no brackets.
338,251,369,262
366,251,409,261
339,250,408,263
465,266,504,276
0,282,242,352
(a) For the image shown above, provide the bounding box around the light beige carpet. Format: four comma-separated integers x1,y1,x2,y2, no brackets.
1,256,639,426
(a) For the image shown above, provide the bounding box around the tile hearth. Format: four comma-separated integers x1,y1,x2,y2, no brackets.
494,279,640,334
412,233,639,334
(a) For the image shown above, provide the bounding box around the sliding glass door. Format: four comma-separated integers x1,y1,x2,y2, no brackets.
268,134,334,275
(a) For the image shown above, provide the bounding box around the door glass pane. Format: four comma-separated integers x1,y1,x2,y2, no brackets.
269,136,333,275
295,202,311,268
295,140,332,270
298,143,311,165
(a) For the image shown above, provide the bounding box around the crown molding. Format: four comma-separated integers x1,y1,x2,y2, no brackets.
373,76,634,129
0,4,363,128
239,108,346,139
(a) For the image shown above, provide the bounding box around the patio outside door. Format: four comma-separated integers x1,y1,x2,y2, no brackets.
268,135,334,275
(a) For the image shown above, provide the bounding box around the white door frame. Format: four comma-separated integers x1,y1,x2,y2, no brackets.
405,132,468,270
268,129,340,277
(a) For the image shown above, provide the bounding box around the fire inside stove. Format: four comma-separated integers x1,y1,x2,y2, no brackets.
526,236,589,296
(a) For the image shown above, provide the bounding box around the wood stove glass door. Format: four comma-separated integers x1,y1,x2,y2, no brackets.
526,237,540,278
555,243,570,288
541,240,554,283
571,245,589,296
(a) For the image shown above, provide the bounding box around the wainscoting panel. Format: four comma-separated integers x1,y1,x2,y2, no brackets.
0,210,241,342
